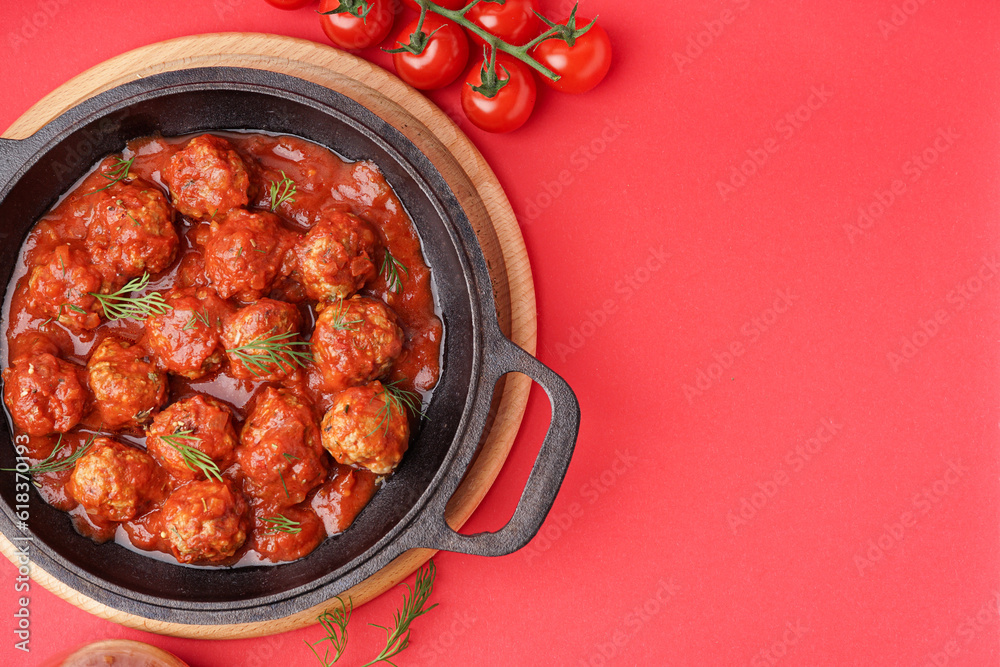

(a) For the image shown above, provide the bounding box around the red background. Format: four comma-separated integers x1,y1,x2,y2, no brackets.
2,0,1000,665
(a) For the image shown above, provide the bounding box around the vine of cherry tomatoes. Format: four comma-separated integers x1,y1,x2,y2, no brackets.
266,0,612,133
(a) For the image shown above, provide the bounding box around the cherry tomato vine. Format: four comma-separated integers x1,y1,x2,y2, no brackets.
311,1,613,130
386,1,599,96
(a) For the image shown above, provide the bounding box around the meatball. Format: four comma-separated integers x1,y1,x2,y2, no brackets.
144,287,231,379
86,337,168,430
67,437,164,522
3,344,87,436
311,296,404,391
238,387,327,507
320,382,410,475
202,209,297,301
8,330,62,359
146,394,238,481
311,464,379,535
293,210,379,302
162,134,252,221
221,298,304,381
25,244,104,331
252,505,325,563
85,179,178,288
161,480,250,564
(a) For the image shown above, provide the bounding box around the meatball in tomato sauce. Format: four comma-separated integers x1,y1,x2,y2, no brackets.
293,210,379,303
3,339,87,436
144,287,231,379
311,465,379,535
86,337,168,430
252,505,326,563
85,179,178,288
161,480,250,564
320,381,410,475
25,244,104,331
221,298,305,382
238,387,327,507
311,296,403,391
67,437,165,522
202,209,297,301
162,134,252,221
146,394,238,481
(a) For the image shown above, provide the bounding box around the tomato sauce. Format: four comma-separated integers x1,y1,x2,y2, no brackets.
1,132,443,566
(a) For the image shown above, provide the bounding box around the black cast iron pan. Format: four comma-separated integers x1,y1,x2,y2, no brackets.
0,67,580,625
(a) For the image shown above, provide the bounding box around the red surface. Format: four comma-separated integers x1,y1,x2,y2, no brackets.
2,1,1000,665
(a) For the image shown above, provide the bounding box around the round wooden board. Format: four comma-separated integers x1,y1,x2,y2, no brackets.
0,33,536,639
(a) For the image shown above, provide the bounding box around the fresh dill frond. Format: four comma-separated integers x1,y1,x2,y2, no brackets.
380,248,409,294
158,429,223,482
226,331,312,377
89,155,135,194
367,380,425,437
304,597,352,666
182,309,213,331
2,433,99,478
269,171,297,211
327,300,363,332
361,560,438,666
302,561,438,666
263,514,303,534
89,273,172,321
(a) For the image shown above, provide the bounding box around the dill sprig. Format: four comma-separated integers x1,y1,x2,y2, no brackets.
157,429,223,482
263,514,302,534
3,433,98,478
362,560,438,667
90,156,135,194
269,171,297,212
327,300,362,332
367,380,425,437
382,381,424,416
182,310,212,331
380,248,409,294
226,331,312,377
305,597,352,666
44,303,83,326
90,273,172,321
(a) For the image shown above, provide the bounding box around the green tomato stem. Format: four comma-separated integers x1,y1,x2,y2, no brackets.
413,0,561,82
416,5,428,32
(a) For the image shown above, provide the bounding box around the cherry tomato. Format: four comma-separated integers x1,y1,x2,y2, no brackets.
533,20,611,94
460,54,536,133
265,0,314,9
392,15,470,90
318,0,395,50
466,0,541,46
403,0,465,9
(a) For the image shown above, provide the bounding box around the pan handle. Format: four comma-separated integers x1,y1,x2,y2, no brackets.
405,324,580,556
